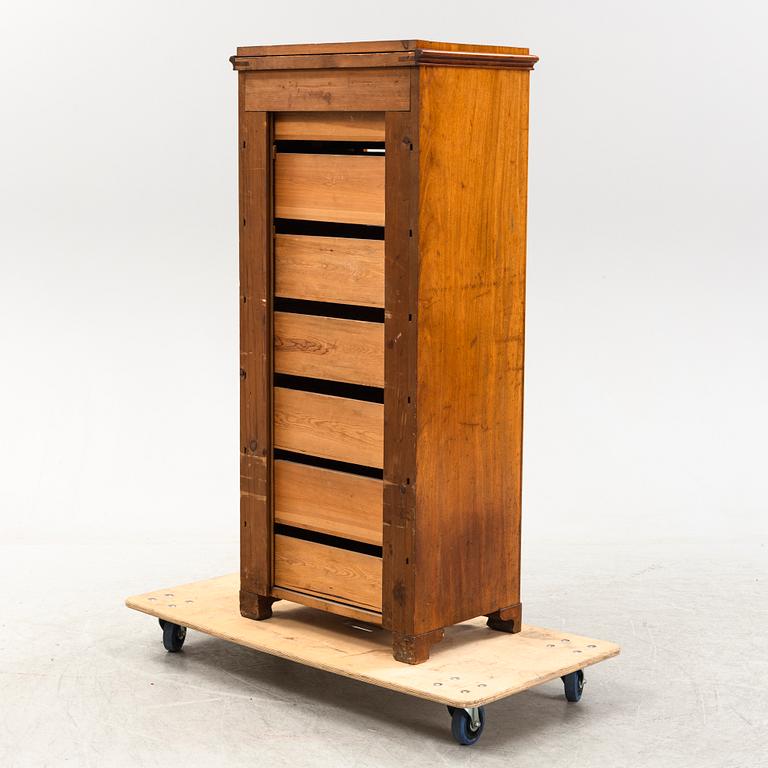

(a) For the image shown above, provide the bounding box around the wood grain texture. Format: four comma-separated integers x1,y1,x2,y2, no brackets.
274,460,383,545
271,586,382,624
274,112,385,142
238,40,417,56
413,40,529,55
392,629,444,665
275,153,385,226
414,50,538,70
274,312,384,387
232,44,537,660
233,50,537,72
127,574,621,708
275,234,384,308
274,387,384,468
381,69,420,635
412,66,530,633
274,534,382,611
243,69,410,112
240,592,278,620
233,52,415,71
238,96,273,605
236,40,529,57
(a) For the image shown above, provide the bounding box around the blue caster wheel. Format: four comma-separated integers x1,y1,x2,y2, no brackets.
159,619,186,652
447,705,485,745
561,669,584,702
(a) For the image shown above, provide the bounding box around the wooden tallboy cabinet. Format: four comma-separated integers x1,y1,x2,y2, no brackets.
233,40,537,664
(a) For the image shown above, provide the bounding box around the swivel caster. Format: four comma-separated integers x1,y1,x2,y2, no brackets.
159,618,187,652
447,705,486,745
561,669,584,702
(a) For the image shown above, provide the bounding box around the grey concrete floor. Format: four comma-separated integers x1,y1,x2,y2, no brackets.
1,535,765,767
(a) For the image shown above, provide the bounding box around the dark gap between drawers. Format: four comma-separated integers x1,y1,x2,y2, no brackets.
275,373,384,403
274,449,383,480
275,218,384,240
275,523,383,558
274,140,385,156
274,297,384,323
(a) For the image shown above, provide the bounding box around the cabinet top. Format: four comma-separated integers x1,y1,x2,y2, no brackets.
231,40,537,71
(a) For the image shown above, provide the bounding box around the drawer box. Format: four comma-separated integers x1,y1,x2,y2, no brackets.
274,460,382,545
273,387,384,468
274,534,382,611
274,312,384,387
275,153,385,226
275,234,384,308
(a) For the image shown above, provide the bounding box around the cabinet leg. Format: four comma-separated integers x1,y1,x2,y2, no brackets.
240,589,279,620
392,628,445,664
486,602,522,633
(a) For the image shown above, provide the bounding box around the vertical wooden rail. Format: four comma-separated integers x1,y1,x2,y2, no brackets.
383,70,443,663
239,76,276,620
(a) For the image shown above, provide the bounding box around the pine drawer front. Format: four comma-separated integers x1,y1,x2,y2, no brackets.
274,387,384,468
274,112,385,142
274,234,384,308
274,312,384,387
274,460,382,545
274,534,382,611
275,153,385,226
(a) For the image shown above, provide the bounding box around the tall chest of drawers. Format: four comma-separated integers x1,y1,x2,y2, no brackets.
233,40,538,664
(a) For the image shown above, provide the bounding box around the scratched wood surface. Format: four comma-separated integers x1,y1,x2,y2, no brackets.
127,574,620,707
238,100,273,606
381,69,420,637
233,51,537,74
243,68,410,112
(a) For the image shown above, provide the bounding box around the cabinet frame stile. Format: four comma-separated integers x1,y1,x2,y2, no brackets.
239,90,277,621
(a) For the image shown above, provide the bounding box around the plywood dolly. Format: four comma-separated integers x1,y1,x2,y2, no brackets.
127,575,620,747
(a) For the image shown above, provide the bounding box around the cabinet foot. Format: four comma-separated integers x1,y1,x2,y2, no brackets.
486,602,522,633
392,628,445,664
240,590,279,620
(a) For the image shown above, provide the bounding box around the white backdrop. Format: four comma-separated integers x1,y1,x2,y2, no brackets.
1,0,767,545
2,3,767,766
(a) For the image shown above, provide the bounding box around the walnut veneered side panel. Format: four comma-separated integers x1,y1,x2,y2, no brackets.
275,234,384,308
274,387,384,468
274,312,384,387
274,534,383,611
275,153,385,226
274,460,382,545
243,68,410,112
274,112,385,142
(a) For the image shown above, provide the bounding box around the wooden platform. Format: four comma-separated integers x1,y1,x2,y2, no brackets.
126,574,619,707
